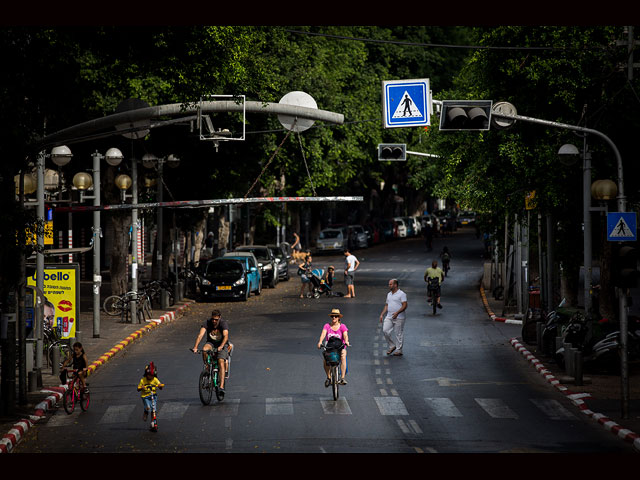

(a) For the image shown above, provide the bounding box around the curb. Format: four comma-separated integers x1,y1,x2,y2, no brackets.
479,284,640,452
479,284,522,325
0,301,192,454
509,338,640,452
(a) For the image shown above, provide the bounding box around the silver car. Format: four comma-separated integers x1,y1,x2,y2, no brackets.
315,228,347,252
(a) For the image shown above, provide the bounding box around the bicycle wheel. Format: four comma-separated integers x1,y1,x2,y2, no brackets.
143,296,152,319
198,369,213,405
63,388,75,414
80,389,90,411
214,369,225,401
331,365,339,400
103,295,123,316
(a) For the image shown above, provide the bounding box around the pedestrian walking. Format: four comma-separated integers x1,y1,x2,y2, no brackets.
379,279,408,356
343,248,360,298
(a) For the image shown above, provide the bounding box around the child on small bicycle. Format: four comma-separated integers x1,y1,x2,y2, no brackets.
61,342,89,392
137,362,164,421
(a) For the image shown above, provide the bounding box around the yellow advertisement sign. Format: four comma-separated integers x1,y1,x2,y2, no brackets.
26,220,54,245
525,190,537,210
27,264,79,339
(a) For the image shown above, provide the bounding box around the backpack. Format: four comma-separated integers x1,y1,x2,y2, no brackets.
427,276,440,290
442,252,450,261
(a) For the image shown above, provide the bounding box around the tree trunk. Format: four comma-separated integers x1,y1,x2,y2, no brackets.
109,212,130,295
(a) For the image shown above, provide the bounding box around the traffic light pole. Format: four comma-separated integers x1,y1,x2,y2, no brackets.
488,107,630,419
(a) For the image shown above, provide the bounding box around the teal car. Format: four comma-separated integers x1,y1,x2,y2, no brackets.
222,252,262,296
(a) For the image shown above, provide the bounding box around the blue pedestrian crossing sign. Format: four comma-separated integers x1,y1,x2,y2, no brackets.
607,212,637,242
382,79,431,129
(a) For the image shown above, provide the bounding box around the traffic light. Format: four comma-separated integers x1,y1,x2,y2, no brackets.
439,100,493,131
612,243,639,288
378,143,406,161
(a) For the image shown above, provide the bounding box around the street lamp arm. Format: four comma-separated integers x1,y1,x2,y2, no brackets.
492,111,625,211
32,101,345,152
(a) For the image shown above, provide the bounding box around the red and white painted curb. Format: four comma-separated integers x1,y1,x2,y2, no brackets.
479,285,522,325
510,337,640,452
0,302,192,453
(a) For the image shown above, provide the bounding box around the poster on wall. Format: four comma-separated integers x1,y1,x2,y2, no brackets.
27,264,80,339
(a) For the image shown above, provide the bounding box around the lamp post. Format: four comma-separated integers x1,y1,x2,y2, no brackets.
34,146,73,384
72,148,124,338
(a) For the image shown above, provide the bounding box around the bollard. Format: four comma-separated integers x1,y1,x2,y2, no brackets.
161,289,169,310
564,343,573,375
52,347,59,377
574,350,583,386
28,370,38,393
536,322,543,350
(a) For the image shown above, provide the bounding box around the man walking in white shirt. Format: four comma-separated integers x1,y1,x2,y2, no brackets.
379,278,408,356
343,248,360,298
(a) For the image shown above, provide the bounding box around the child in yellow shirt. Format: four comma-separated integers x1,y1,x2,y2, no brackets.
137,362,164,421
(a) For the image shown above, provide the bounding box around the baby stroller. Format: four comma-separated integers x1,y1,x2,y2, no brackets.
308,268,332,298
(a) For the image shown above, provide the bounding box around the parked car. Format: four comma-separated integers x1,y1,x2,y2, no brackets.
348,225,368,249
393,217,408,238
407,216,421,236
402,217,415,237
267,243,291,281
220,252,262,296
363,221,381,245
197,258,259,301
380,219,396,241
459,210,477,226
315,228,347,253
234,245,279,288
434,209,455,234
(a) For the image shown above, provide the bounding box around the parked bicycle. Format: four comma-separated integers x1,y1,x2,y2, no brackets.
103,290,152,323
143,280,175,308
62,369,90,414
322,346,347,401
193,349,230,404
43,323,71,367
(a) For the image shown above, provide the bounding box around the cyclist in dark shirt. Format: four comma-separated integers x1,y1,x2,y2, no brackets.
191,310,233,393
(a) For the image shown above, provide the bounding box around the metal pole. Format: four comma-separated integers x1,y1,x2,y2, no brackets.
156,161,163,281
546,214,555,312
583,136,593,321
92,152,101,338
131,157,139,323
35,152,45,384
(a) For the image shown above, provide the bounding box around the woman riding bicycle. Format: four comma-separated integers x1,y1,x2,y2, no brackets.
317,308,350,386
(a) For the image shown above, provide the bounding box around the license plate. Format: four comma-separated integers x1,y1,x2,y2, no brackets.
216,286,232,291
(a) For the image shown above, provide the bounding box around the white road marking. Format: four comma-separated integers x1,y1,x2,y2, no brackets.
475,398,518,419
266,397,293,415
375,396,409,416
424,397,463,417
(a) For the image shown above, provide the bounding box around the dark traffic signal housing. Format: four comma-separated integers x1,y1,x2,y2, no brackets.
378,143,406,161
439,100,493,131
612,243,639,289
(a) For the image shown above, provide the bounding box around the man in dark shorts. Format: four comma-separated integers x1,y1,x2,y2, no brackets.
191,310,233,393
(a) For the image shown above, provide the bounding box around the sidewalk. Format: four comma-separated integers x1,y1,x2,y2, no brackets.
0,299,194,453
480,285,640,452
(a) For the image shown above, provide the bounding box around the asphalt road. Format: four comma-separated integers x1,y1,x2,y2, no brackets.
13,228,636,453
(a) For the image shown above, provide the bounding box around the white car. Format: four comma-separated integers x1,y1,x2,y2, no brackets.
315,228,347,252
393,218,407,238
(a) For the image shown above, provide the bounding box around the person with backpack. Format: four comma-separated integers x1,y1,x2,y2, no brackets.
424,260,445,309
